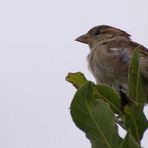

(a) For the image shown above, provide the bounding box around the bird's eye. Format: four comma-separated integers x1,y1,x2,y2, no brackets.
94,30,101,36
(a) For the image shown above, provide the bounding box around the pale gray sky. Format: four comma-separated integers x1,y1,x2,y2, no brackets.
0,0,148,148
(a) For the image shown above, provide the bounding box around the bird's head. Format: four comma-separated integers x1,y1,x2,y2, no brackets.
75,25,131,47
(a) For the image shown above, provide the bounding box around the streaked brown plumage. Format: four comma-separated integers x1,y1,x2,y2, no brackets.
75,25,148,101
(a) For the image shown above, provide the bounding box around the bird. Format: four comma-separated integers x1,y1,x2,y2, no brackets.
75,25,148,102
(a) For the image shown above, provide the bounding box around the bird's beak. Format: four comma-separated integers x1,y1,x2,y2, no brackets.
75,33,90,44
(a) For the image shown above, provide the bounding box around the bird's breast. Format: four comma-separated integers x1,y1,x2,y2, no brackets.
87,46,129,91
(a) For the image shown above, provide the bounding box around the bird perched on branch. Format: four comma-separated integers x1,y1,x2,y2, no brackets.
75,25,148,102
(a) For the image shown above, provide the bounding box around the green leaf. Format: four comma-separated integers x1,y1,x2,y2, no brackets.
66,72,122,115
126,47,148,142
128,47,146,105
124,107,148,143
66,72,88,89
96,85,122,115
119,132,140,148
136,71,146,105
70,82,122,148
128,47,140,100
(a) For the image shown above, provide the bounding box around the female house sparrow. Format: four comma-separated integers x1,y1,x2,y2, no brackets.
75,25,148,101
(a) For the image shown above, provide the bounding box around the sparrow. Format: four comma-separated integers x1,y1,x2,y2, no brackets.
75,25,148,102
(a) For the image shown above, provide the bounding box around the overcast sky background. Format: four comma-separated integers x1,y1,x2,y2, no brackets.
0,0,148,148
